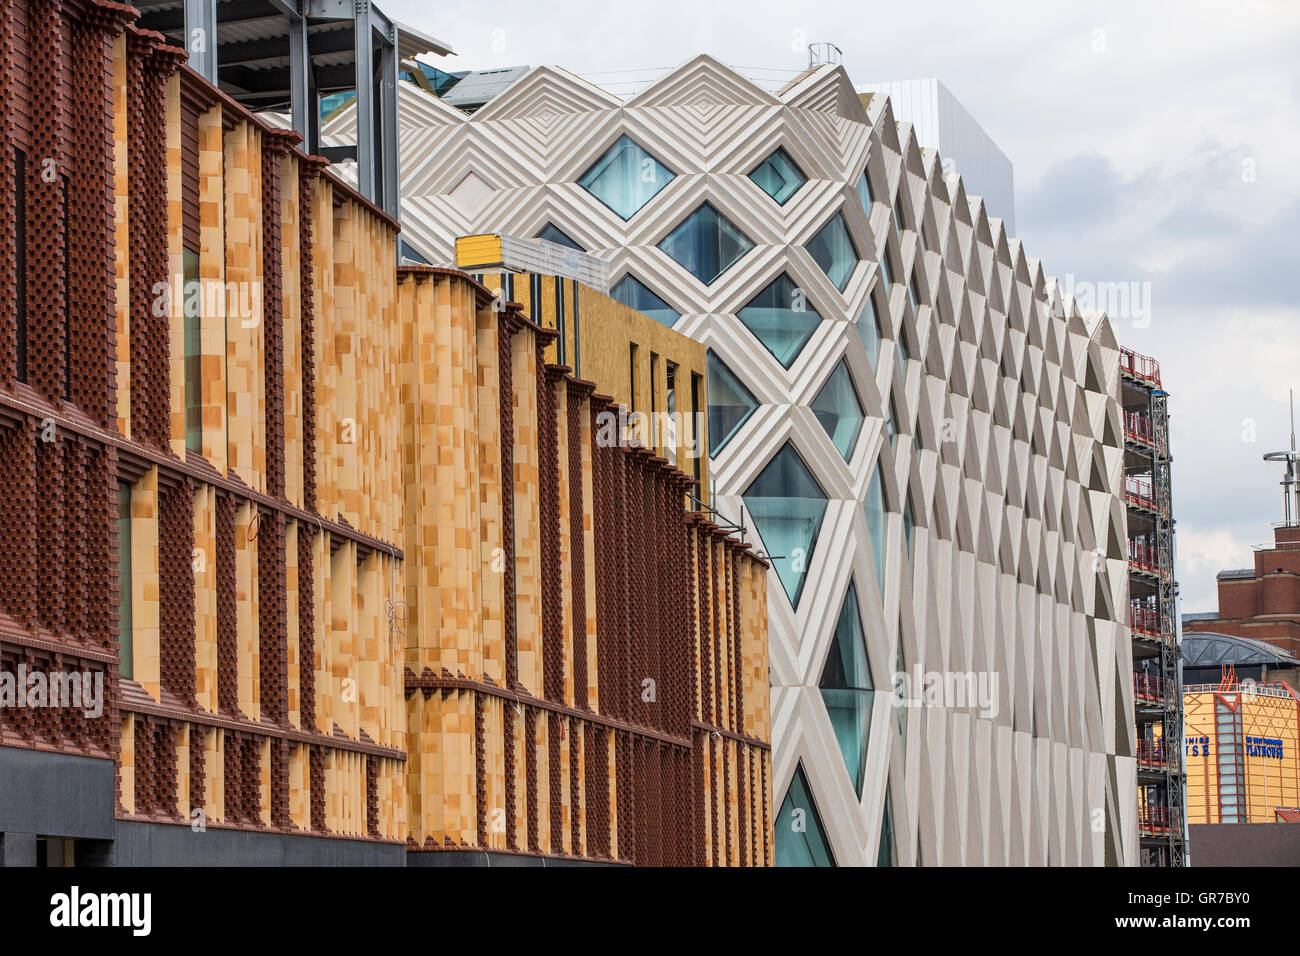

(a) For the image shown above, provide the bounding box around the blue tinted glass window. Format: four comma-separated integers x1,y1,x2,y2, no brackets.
612,274,679,328
855,169,874,216
880,250,893,291
737,274,820,369
744,443,828,608
806,213,858,292
578,135,674,220
864,463,886,592
706,350,758,456
750,147,806,205
811,361,864,460
536,223,584,251
820,584,874,796
878,790,896,866
658,202,754,285
857,296,881,370
775,765,835,867
903,495,916,563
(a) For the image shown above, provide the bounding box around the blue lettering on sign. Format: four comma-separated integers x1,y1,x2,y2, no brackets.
1186,734,1211,757
1244,735,1285,759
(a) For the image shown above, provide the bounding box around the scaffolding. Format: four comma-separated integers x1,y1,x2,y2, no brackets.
1121,347,1187,867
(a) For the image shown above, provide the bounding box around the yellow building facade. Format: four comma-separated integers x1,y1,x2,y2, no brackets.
1183,682,1300,824
454,235,710,499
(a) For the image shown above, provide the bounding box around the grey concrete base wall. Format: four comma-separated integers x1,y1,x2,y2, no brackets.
1190,823,1300,866
112,821,406,866
0,744,405,866
0,745,116,839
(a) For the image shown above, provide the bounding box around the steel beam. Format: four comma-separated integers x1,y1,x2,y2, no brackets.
353,1,376,201
183,0,218,83
289,13,310,143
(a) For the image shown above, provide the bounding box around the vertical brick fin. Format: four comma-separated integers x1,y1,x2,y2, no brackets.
583,725,607,857
547,711,562,851
135,715,155,815
502,696,517,848
569,719,581,856
215,492,239,715
158,475,196,705
616,732,632,862
125,31,183,448
257,509,288,725
297,525,315,731
223,731,240,823
262,133,293,499
473,692,486,845
524,707,538,851
24,0,67,404
189,729,205,817
566,383,588,709
499,318,517,688
732,547,743,732
589,398,610,713
63,441,88,643
365,753,379,837
241,734,259,826
89,443,117,657
309,744,326,832
35,435,65,635
298,159,320,512
0,0,17,385
156,721,178,818
269,738,288,828
538,364,562,702
67,10,123,426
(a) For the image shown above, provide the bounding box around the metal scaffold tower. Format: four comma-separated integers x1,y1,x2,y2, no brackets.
1120,347,1186,867
1151,389,1186,866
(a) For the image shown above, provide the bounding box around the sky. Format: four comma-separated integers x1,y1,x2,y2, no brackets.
386,0,1300,614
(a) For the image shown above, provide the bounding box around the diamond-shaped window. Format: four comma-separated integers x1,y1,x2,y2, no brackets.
864,463,886,592
878,789,897,866
578,135,674,220
857,296,882,371
806,212,859,292
737,274,821,369
820,583,874,797
855,169,874,216
612,274,679,329
706,351,758,456
811,361,864,460
658,202,754,285
744,443,828,608
750,147,806,205
775,764,835,867
536,223,584,251
903,494,916,564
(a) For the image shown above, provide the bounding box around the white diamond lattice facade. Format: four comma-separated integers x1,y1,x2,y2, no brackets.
344,57,1139,866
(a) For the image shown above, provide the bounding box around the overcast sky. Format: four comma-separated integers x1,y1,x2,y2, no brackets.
387,0,1300,615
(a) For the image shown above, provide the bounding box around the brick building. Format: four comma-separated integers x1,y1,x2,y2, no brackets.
1185,525,1300,658
0,0,770,866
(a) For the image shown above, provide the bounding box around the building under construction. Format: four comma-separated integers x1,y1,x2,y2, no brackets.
1122,348,1186,866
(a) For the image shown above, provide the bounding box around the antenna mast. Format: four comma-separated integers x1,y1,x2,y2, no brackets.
1263,389,1299,526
